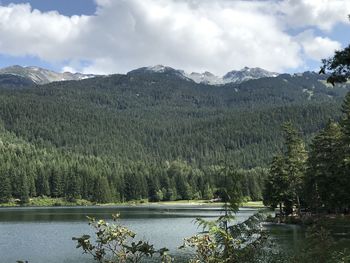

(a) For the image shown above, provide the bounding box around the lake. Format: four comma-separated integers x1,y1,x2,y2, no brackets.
0,205,303,263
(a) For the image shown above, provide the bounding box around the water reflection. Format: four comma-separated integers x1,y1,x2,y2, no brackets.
0,205,258,263
0,205,310,263
0,206,259,222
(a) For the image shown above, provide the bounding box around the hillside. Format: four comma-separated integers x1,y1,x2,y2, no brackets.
0,73,35,87
0,70,346,166
0,68,347,203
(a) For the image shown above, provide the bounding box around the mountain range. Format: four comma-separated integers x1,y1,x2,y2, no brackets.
127,65,279,85
0,62,347,168
0,64,279,86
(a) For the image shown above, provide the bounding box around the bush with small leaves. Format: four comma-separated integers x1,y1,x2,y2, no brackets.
73,214,172,263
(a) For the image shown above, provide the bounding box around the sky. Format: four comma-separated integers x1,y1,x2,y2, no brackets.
0,0,349,76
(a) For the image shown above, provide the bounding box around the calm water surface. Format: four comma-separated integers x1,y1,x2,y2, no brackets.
0,205,302,263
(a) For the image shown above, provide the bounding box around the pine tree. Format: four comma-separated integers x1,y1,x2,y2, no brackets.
341,93,350,144
36,167,50,196
263,155,290,215
19,174,29,204
0,172,11,203
217,165,243,213
165,187,177,201
203,184,214,200
338,95,350,211
65,171,81,201
306,121,343,212
147,176,159,202
93,176,112,203
282,122,307,216
183,183,193,200
50,167,63,198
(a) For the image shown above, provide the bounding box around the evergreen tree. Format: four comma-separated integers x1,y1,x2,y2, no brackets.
263,155,290,215
93,176,112,203
338,94,350,211
36,167,50,196
216,165,243,213
124,171,139,201
50,167,64,198
147,176,159,202
182,183,193,200
0,172,11,203
203,184,214,200
282,122,307,215
164,187,177,201
65,171,81,201
341,92,350,143
19,174,29,204
306,121,343,212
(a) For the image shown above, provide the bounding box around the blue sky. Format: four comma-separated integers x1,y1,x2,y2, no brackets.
0,0,349,75
0,0,96,16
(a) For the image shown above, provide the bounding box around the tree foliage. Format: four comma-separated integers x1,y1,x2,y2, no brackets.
180,213,271,263
321,44,350,85
263,123,307,215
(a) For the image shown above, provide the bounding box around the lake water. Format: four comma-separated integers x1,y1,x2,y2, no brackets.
0,205,303,263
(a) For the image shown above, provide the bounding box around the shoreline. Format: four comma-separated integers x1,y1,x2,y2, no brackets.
0,197,265,209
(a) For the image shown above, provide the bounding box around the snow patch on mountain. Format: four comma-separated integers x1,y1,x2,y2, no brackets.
186,67,279,85
186,71,224,85
222,67,279,84
130,65,279,85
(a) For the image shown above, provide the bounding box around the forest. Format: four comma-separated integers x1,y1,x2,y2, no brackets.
0,66,348,204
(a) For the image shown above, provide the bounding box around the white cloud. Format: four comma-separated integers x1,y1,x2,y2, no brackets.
277,0,350,31
62,66,77,73
0,4,88,60
78,0,302,74
296,30,341,60
0,0,348,75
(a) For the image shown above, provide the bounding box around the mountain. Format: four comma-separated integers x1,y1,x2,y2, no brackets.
0,66,347,204
186,71,223,85
128,65,279,85
0,65,97,85
223,67,279,84
127,65,192,81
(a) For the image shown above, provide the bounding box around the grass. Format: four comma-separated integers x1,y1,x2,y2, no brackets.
156,200,219,205
28,197,93,207
145,200,265,208
0,197,93,207
241,201,265,208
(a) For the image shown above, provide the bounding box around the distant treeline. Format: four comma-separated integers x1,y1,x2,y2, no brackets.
0,128,266,203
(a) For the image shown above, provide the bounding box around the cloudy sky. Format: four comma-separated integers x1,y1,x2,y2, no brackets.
0,0,349,75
